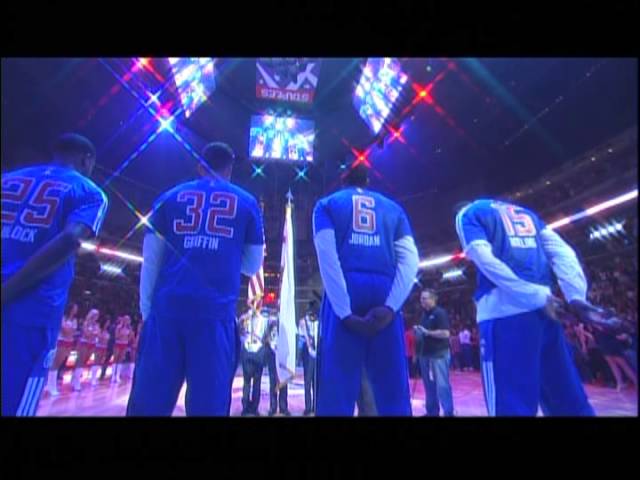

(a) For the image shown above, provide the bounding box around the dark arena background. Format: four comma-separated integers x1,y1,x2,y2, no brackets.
1,57,637,417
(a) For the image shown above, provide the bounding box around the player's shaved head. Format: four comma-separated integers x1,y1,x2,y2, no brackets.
201,142,235,178
343,163,369,188
52,133,96,177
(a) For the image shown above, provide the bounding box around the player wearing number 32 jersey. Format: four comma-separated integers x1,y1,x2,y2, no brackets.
127,143,264,416
454,199,594,416
2,134,109,416
313,165,419,416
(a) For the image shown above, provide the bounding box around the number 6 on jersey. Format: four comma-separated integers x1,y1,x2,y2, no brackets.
353,195,376,234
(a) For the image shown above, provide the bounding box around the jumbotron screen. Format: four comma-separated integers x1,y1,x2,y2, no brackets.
248,115,315,162
353,58,408,134
168,58,216,118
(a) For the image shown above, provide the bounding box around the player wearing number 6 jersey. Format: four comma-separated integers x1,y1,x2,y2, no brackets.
1,133,108,416
454,199,594,416
313,164,419,416
127,142,264,416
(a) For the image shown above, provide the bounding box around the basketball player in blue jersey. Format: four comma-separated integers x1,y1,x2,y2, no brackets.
1,133,109,416
454,199,595,416
127,142,264,416
313,164,419,416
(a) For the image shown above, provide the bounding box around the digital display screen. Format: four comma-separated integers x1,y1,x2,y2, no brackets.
353,58,408,134
168,58,216,118
256,58,321,104
249,115,315,162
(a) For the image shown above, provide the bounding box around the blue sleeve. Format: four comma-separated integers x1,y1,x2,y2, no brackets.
146,191,172,237
66,182,109,237
245,198,265,246
455,204,489,251
394,208,414,241
312,199,333,235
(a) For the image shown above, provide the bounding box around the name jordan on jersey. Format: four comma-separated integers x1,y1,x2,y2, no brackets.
348,232,381,247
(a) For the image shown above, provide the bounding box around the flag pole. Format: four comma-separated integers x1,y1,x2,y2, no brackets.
276,189,298,390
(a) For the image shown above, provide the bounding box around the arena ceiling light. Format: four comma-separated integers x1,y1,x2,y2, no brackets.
589,220,625,241
546,189,637,230
353,58,408,134
419,253,464,269
81,242,143,264
442,269,465,281
99,263,124,276
168,58,216,119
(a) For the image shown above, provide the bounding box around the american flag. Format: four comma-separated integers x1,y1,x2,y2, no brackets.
247,264,265,310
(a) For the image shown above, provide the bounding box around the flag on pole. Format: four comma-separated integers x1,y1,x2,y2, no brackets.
247,264,265,311
247,199,266,311
277,190,297,387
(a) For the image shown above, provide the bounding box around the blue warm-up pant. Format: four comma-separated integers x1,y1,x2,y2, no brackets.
479,309,595,417
126,308,238,417
316,272,411,416
2,304,59,417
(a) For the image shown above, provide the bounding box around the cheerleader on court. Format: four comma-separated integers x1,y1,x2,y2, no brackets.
71,309,100,392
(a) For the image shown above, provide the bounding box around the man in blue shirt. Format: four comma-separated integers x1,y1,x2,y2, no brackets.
313,164,419,416
2,133,109,416
454,199,594,416
127,143,264,416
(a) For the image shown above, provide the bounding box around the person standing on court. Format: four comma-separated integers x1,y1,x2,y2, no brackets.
313,164,419,416
454,198,594,416
298,303,319,415
127,142,264,416
2,133,109,416
414,288,454,417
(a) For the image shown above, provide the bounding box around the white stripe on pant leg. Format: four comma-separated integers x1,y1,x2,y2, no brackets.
25,378,45,416
22,377,43,417
487,362,495,416
481,363,490,415
482,361,495,416
16,378,36,416
487,361,495,416
16,378,34,416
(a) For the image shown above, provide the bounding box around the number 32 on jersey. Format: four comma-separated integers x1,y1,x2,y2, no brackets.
174,191,238,238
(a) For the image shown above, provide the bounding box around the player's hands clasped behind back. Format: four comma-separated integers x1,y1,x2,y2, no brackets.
342,306,395,337
568,298,623,330
544,294,564,322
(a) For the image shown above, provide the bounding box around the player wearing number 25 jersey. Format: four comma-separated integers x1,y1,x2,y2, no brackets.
1,134,108,416
127,143,264,416
455,199,594,416
313,165,419,416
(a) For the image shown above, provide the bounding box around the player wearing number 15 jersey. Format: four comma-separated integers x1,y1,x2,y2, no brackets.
454,199,594,416
313,164,419,416
1,134,108,416
127,142,264,416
